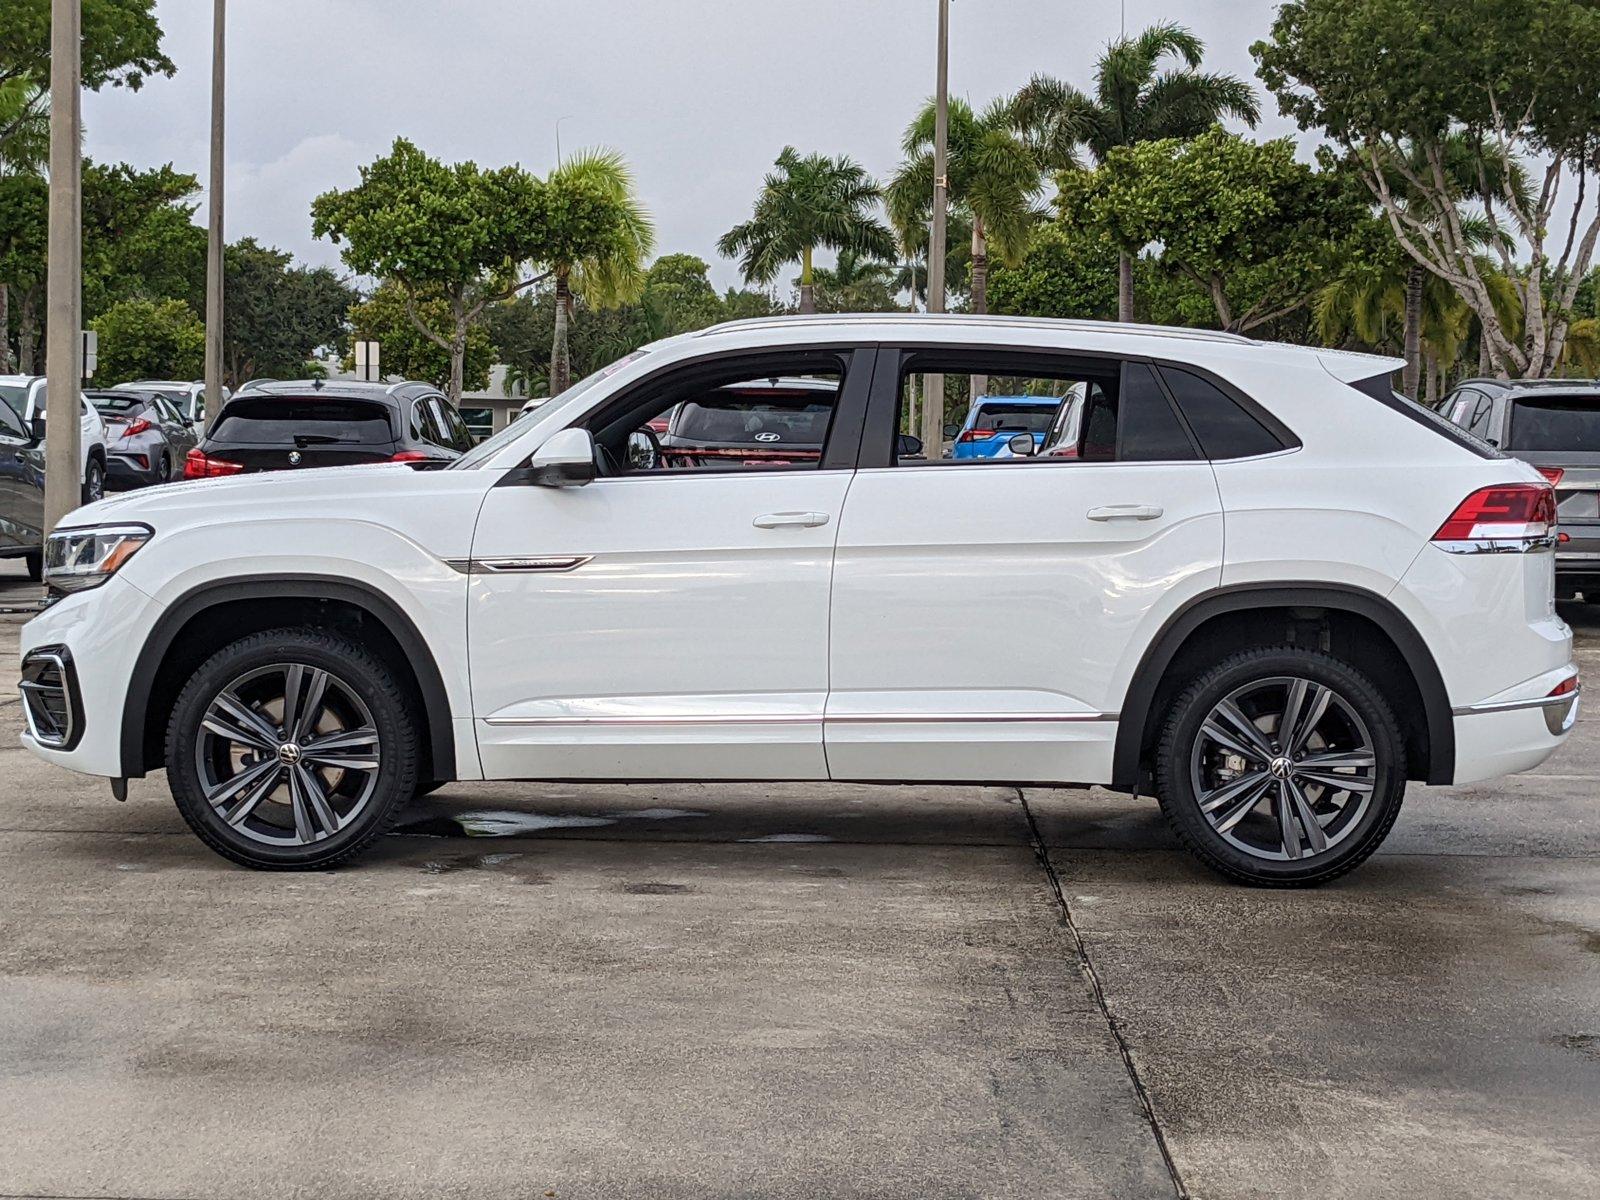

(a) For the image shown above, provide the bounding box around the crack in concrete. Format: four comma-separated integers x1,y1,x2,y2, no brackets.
1017,787,1189,1200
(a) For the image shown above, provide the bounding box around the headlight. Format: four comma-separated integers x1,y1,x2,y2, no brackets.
43,524,153,594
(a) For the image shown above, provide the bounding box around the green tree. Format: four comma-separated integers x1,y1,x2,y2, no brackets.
312,138,620,402
1255,0,1600,378
542,149,655,396
348,281,493,393
888,97,1041,319
641,253,725,334
718,146,895,315
90,297,203,384
809,249,901,313
0,171,46,372
0,0,174,156
989,225,1121,320
1012,22,1260,321
1057,131,1366,334
224,238,356,385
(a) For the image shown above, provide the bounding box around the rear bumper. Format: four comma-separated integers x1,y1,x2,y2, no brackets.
1450,689,1579,784
106,451,162,488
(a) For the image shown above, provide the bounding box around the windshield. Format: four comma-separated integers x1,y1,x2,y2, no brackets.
0,383,25,421
1511,396,1600,453
209,396,395,445
450,349,651,469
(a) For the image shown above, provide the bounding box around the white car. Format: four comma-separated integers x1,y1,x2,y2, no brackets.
17,316,1579,884
0,375,110,506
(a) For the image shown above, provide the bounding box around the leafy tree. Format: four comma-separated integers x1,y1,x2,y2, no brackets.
1,0,174,157
1012,22,1260,320
1255,0,1600,379
1057,131,1367,334
90,297,203,384
888,97,1041,319
641,253,725,334
719,286,787,321
224,238,356,385
989,226,1120,320
809,249,901,313
542,149,655,395
0,171,46,372
718,147,895,314
312,138,621,401
348,281,493,393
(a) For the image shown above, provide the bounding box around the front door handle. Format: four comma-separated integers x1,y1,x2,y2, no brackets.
753,511,831,529
1087,504,1164,522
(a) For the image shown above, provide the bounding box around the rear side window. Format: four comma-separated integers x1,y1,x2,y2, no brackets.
1118,363,1198,462
1159,367,1287,459
210,397,395,445
1510,396,1600,452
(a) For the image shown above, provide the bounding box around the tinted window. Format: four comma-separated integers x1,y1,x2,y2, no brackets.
90,394,149,416
0,383,25,421
668,388,837,448
410,398,444,445
1511,396,1600,452
209,397,395,445
1159,367,1286,459
972,403,1057,434
1119,363,1198,462
0,398,25,438
429,397,473,452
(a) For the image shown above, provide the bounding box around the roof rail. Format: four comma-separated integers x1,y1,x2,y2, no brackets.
690,312,1258,345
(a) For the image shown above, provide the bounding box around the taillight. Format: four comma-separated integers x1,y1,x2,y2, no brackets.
958,428,995,443
120,418,152,438
1537,466,1565,486
183,447,244,478
389,450,431,463
1432,483,1556,548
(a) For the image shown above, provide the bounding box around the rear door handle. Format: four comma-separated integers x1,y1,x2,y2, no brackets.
753,511,830,529
1087,504,1164,522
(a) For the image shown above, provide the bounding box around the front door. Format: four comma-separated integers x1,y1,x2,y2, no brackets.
826,346,1225,785
467,346,874,781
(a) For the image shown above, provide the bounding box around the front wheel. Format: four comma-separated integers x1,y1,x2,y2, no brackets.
1155,646,1406,887
166,627,420,869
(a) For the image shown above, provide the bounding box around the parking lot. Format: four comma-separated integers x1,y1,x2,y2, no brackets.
0,556,1596,1200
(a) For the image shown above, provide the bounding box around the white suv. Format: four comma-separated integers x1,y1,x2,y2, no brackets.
17,317,1579,884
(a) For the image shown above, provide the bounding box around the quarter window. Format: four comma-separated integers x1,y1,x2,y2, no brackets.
1158,367,1288,459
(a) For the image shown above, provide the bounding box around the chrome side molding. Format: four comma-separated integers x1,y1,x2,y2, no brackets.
446,556,594,574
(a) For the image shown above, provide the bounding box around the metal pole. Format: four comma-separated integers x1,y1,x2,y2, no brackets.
920,0,951,460
203,0,226,432
43,0,82,534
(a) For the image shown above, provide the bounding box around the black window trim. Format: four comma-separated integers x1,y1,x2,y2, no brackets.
860,343,1298,469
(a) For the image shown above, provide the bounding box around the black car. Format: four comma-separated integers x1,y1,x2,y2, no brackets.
1439,377,1600,595
87,389,199,488
185,380,475,477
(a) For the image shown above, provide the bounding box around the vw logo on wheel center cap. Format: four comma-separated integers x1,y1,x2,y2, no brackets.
277,742,303,766
1268,756,1293,780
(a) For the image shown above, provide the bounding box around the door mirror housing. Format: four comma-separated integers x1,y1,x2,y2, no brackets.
525,427,597,487
29,416,47,442
1007,432,1038,457
897,433,925,459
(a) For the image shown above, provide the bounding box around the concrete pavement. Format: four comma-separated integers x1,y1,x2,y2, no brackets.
0,555,1596,1198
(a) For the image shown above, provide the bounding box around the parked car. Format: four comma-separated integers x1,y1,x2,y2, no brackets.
0,380,110,579
88,389,199,488
183,380,474,478
655,376,838,468
0,375,109,505
952,395,1063,459
1438,378,1600,598
20,315,1577,885
110,380,220,431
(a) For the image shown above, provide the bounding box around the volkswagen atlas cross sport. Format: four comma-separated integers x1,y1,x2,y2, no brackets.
17,316,1579,885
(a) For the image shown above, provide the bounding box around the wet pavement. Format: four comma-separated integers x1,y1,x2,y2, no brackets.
0,555,1596,1198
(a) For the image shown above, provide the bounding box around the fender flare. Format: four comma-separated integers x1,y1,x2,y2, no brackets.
119,575,456,781
1112,584,1454,787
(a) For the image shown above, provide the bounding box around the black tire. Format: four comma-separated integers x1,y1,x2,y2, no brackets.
1154,645,1406,888
155,451,172,484
82,455,105,505
23,550,42,582
166,626,420,869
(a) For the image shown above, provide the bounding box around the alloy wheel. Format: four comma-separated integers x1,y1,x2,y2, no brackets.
194,663,382,847
1188,675,1378,862
85,460,105,503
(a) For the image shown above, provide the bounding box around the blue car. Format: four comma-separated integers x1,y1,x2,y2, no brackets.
951,396,1063,459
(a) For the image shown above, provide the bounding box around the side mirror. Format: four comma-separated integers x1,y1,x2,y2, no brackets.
897,433,924,459
1007,432,1038,457
627,429,660,471
943,423,960,440
29,416,46,441
525,426,597,487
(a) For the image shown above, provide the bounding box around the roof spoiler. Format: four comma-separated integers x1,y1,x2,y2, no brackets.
1318,351,1406,385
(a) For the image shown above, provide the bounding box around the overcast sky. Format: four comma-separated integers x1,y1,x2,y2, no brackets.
81,1,1304,293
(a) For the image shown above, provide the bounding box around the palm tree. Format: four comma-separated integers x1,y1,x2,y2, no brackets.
718,147,896,314
545,149,655,396
807,249,900,313
1012,22,1260,321
888,98,1042,321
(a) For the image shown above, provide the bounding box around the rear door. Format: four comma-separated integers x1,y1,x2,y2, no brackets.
203,394,400,470
825,345,1224,785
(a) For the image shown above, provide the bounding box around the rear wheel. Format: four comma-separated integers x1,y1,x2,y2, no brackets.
1155,646,1406,887
82,455,105,505
166,627,419,869
155,451,172,484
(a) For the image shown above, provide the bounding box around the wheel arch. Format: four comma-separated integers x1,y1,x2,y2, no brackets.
120,575,456,782
1113,584,1454,789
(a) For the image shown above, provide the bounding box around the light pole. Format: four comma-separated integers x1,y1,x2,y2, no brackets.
203,0,226,432
43,0,82,535
920,0,951,460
